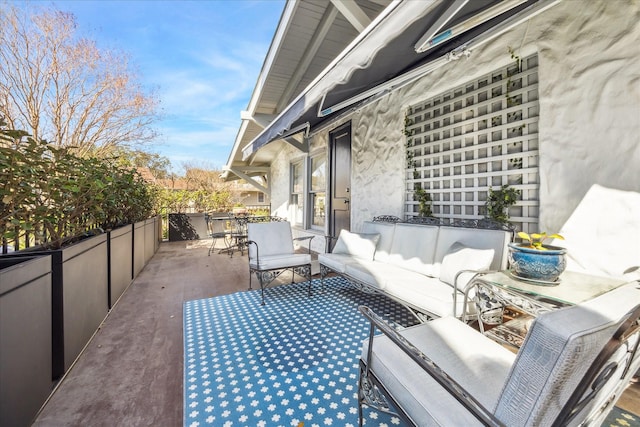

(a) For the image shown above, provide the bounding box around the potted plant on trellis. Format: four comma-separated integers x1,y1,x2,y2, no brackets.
485,184,521,224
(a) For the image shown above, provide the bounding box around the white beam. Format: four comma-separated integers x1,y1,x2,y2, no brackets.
224,166,270,173
240,111,276,128
330,0,371,32
227,168,270,195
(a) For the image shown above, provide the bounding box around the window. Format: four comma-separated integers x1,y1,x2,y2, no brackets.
258,192,265,203
405,54,540,233
290,161,304,226
289,152,327,229
309,153,326,228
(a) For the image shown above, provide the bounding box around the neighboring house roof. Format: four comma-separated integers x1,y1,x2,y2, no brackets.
223,0,557,181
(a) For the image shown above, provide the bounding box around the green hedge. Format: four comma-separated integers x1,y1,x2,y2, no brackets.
1,126,157,249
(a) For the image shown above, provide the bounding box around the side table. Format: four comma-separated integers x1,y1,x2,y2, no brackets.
464,270,630,351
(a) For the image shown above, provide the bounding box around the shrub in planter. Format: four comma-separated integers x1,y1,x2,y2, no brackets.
1,122,157,250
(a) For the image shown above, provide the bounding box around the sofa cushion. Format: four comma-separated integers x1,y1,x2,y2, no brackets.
439,242,494,288
318,253,358,273
383,275,476,318
434,226,511,273
387,223,439,276
332,230,380,260
344,260,428,291
362,221,396,263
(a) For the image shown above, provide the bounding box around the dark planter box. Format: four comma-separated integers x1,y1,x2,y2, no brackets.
108,225,133,308
1,233,109,379
168,213,208,241
55,233,109,378
0,256,53,427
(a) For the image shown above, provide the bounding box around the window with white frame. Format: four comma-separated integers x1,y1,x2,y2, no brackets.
289,151,327,230
257,192,265,203
309,153,326,229
290,161,304,226
405,54,540,233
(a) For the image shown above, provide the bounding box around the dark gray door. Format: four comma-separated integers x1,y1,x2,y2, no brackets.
329,122,351,239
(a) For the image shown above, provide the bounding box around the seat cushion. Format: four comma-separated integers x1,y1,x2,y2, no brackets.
318,253,358,273
343,260,408,290
250,253,311,270
363,317,515,426
382,274,475,318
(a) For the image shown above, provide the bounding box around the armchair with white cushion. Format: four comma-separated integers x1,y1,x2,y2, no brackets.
358,281,640,426
247,221,314,305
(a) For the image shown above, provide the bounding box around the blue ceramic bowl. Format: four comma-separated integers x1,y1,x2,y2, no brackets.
508,243,567,282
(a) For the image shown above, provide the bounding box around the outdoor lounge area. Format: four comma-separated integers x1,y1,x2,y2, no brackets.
3,0,640,425
27,235,639,427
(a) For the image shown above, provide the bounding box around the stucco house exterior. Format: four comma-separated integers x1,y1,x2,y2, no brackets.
223,0,640,254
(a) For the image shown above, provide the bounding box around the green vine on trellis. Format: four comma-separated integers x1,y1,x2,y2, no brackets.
506,46,525,174
404,111,432,217
485,184,521,224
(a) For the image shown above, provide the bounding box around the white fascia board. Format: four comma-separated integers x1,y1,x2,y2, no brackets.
245,0,298,116
223,1,297,178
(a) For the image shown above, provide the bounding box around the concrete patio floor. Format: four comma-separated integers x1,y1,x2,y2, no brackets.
32,239,639,426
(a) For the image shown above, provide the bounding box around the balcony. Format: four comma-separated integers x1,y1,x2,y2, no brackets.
2,236,637,426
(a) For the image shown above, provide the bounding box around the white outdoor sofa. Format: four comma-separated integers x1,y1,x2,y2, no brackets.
319,217,513,320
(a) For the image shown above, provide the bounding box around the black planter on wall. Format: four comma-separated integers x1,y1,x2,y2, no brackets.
0,256,53,427
55,233,109,377
0,216,160,423
0,233,109,379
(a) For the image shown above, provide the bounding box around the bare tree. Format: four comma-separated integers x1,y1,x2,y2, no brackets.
0,4,158,157
182,161,232,192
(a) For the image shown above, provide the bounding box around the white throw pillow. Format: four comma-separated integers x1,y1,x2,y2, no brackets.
332,230,380,260
439,242,494,288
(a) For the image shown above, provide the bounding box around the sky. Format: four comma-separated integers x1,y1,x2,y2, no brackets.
47,0,285,173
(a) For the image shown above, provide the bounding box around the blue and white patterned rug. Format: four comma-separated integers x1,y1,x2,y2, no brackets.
183,276,419,427
184,277,640,427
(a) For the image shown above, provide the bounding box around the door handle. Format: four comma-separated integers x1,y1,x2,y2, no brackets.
344,199,350,204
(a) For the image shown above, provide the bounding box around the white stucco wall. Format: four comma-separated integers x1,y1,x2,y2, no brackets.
268,0,640,237
350,0,640,232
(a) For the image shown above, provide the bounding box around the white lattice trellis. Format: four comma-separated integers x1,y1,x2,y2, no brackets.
405,54,540,233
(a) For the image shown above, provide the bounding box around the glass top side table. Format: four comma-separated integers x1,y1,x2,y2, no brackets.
465,270,631,351
475,270,628,307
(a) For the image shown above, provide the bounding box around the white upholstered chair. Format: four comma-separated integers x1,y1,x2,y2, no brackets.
247,221,314,305
358,281,640,426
